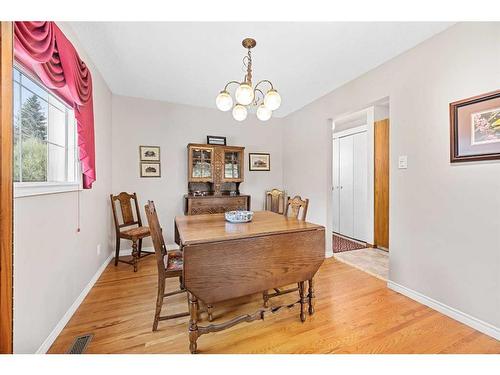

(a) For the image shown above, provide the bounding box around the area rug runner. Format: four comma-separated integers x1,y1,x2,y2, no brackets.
333,233,367,253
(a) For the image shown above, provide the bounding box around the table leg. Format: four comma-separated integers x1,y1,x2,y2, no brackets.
131,239,138,272
207,304,214,322
263,290,270,308
188,292,199,354
298,281,306,322
308,278,315,315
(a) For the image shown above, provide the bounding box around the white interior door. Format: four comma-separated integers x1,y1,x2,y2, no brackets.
353,131,369,241
339,136,354,238
332,138,340,233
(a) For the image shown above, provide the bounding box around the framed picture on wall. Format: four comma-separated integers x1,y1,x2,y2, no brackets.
139,146,160,161
140,162,161,178
207,135,227,145
249,153,270,171
450,90,500,162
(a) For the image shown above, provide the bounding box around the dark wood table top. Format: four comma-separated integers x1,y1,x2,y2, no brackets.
175,210,323,246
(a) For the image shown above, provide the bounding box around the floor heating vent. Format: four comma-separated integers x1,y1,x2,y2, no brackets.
67,333,93,354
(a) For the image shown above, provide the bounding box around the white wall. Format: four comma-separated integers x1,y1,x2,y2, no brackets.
112,95,284,247
283,23,500,330
13,22,113,353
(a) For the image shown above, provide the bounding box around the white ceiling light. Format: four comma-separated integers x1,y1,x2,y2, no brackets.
256,104,272,122
215,90,233,111
235,83,254,106
263,89,281,111
232,104,248,121
216,38,280,122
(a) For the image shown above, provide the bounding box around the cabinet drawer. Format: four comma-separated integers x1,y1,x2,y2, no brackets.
186,196,249,215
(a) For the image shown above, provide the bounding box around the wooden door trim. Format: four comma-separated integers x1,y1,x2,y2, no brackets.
374,118,389,250
0,21,13,354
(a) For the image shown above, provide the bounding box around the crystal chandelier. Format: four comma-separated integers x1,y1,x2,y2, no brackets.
215,38,281,122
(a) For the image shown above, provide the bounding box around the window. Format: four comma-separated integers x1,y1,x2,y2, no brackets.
13,66,79,197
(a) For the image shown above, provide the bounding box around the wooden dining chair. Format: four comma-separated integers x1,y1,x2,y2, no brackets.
145,200,190,331
265,188,286,214
284,195,309,220
110,192,154,272
263,195,310,307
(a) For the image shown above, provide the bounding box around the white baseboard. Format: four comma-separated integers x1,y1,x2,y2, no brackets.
387,280,500,341
36,252,114,354
35,244,179,353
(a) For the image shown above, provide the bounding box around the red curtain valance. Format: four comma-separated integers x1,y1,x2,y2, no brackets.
14,21,96,189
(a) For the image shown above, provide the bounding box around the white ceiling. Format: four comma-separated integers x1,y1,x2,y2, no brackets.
69,22,453,117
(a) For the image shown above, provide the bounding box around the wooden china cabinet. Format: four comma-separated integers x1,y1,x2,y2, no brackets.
184,143,250,215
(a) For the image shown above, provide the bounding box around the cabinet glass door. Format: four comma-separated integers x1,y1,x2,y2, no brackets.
224,151,240,179
192,148,212,178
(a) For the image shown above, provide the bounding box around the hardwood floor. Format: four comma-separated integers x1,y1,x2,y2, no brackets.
48,256,500,354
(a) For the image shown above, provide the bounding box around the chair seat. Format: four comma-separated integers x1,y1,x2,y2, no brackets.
120,226,150,239
164,250,183,271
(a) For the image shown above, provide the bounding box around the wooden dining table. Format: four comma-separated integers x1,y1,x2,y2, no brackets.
174,210,325,353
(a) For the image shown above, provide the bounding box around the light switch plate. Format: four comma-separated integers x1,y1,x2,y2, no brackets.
398,155,408,169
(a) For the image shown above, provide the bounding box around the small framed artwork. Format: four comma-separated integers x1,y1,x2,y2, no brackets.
140,162,161,178
139,146,160,162
450,90,500,162
207,135,227,146
249,153,270,171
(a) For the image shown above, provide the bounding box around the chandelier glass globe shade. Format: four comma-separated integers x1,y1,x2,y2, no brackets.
256,104,272,121
215,91,233,111
264,89,281,111
235,83,255,105
232,104,248,122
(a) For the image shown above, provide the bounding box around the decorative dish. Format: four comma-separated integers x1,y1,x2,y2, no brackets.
225,210,254,223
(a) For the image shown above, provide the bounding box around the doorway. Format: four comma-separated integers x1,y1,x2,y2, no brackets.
332,125,369,243
331,104,389,280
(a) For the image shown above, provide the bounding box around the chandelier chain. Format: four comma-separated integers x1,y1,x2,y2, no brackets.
242,48,252,85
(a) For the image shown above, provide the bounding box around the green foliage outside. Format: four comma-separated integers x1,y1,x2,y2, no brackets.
14,94,48,182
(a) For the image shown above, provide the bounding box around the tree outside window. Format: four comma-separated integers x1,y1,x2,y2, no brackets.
13,67,77,185
14,93,48,182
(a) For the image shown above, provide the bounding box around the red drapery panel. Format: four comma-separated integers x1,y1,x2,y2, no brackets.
14,21,96,188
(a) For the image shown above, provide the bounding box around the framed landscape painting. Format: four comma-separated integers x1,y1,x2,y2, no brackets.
249,153,270,171
450,90,500,162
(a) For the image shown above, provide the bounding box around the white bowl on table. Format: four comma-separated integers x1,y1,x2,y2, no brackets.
224,210,254,223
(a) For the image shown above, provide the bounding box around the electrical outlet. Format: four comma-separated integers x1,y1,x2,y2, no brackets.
97,244,101,256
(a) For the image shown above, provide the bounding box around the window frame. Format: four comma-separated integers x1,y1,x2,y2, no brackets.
13,64,81,198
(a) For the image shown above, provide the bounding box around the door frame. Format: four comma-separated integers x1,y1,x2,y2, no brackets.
332,110,375,246
374,119,390,250
0,21,13,354
333,124,368,138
